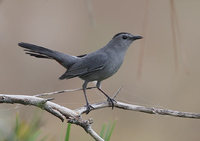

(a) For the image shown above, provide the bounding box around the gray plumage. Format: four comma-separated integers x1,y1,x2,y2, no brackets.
18,32,142,114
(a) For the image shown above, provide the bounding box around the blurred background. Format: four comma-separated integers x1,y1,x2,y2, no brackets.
0,0,200,140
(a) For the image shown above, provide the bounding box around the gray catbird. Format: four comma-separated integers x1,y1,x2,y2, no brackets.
18,32,142,114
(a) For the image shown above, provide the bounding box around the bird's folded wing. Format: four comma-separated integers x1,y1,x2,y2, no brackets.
59,53,108,79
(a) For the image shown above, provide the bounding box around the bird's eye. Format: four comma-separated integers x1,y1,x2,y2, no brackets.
122,35,128,39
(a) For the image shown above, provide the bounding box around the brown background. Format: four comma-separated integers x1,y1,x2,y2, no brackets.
0,0,200,140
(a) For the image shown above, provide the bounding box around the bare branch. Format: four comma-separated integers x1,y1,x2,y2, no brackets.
87,126,104,141
0,94,103,141
68,118,104,141
0,94,78,121
75,101,200,119
1,93,200,141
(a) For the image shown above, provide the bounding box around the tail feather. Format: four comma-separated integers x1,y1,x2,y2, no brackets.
25,52,52,59
18,42,79,69
23,48,53,59
19,42,54,57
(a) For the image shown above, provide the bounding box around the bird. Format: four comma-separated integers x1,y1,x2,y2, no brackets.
18,32,142,114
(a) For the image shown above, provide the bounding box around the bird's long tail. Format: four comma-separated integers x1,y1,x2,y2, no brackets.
18,42,78,69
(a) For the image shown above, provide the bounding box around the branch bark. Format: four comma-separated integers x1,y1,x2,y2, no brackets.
75,101,200,119
0,93,200,141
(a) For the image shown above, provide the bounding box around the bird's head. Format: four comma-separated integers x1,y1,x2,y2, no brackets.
112,32,142,48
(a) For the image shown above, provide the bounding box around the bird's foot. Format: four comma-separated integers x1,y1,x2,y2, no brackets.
85,104,94,114
107,97,117,109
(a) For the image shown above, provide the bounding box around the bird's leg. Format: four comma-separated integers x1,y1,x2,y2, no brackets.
82,81,94,114
96,81,116,109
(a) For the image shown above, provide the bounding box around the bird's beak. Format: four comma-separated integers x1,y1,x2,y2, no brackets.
132,35,143,40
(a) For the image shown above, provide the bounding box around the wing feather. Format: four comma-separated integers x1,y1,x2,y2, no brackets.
59,53,107,79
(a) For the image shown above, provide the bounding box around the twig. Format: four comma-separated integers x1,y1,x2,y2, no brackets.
34,87,96,97
112,86,122,99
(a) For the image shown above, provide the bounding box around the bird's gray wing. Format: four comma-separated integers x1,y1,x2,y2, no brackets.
77,54,87,57
59,53,108,79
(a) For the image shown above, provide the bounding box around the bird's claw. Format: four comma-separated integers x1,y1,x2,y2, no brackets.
107,97,116,109
85,104,94,114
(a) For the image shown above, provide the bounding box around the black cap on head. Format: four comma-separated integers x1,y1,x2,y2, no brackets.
113,32,143,41
112,32,131,39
